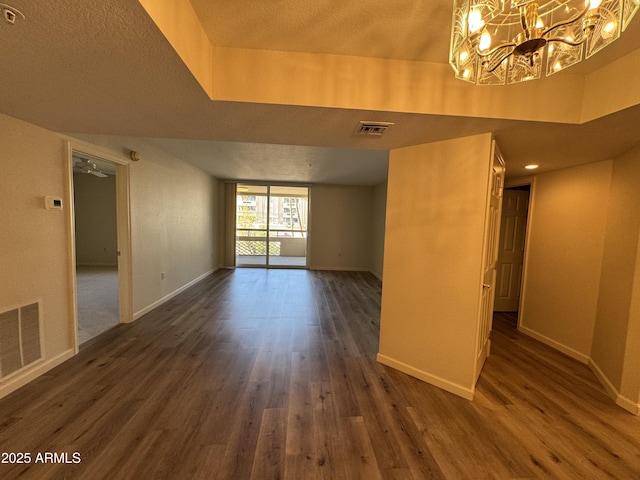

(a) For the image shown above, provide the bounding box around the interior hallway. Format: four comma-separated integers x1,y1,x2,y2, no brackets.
0,269,638,479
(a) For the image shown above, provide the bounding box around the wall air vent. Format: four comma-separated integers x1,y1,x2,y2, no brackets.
354,121,394,137
0,302,43,380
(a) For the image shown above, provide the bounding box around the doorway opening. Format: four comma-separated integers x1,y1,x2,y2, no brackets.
494,184,531,326
235,184,309,268
67,141,133,352
72,154,120,344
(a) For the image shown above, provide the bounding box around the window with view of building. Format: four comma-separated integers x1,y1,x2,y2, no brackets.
235,184,308,268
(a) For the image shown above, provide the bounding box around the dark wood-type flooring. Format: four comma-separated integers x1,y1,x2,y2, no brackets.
1,269,639,479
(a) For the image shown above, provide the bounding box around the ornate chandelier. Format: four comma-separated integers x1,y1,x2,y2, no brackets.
449,0,640,85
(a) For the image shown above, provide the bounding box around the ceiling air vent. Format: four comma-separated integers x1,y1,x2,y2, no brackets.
354,121,394,137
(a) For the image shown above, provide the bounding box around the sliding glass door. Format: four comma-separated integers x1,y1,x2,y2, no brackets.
268,186,308,267
236,185,269,266
236,184,309,268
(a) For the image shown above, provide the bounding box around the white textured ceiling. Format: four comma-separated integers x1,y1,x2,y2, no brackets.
142,139,390,186
1,0,640,184
189,0,453,63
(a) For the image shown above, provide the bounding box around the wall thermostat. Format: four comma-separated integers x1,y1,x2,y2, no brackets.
45,196,63,210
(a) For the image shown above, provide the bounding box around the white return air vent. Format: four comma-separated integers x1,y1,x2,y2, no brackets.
0,302,43,380
354,121,394,137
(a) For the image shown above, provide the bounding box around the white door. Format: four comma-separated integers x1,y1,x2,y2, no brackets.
494,189,530,312
476,144,505,381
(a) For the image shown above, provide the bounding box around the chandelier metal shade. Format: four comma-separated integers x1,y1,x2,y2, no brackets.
449,0,640,85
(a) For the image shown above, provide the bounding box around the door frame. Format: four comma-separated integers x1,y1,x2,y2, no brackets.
64,139,133,354
493,185,531,313
502,176,536,328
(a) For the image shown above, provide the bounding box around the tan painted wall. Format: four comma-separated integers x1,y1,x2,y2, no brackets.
137,0,213,96
73,172,118,266
0,115,221,397
592,148,640,399
582,49,640,122
371,182,387,280
69,135,221,316
516,154,640,413
621,230,640,405
211,46,585,124
130,151,219,315
0,113,75,387
308,185,374,271
140,0,640,125
378,133,493,398
520,161,612,361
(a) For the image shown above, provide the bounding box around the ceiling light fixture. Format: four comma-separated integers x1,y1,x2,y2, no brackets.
74,158,108,178
524,164,540,169
449,0,640,85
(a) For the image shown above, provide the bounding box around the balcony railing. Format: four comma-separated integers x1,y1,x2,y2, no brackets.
236,228,307,257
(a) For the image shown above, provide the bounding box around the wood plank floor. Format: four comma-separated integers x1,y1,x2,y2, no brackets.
1,269,639,479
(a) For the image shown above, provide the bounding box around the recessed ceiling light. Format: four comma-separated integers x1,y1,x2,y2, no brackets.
524,164,539,170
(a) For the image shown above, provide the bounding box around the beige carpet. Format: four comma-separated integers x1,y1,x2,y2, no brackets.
76,266,119,345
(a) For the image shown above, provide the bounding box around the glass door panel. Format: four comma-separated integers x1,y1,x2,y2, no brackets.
268,186,308,267
235,184,309,268
236,184,268,266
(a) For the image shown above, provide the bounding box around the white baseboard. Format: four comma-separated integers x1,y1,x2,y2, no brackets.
0,349,75,400
134,269,215,320
76,263,118,267
518,326,640,415
376,353,475,400
518,325,590,364
308,266,371,272
616,396,640,415
588,358,619,400
304,265,382,281
589,358,640,415
370,269,383,281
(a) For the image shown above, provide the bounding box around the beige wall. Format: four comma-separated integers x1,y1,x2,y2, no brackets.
0,114,76,393
73,172,118,266
621,230,640,405
520,160,612,361
378,133,493,399
70,134,221,317
140,0,640,126
308,184,374,271
370,182,387,280
592,147,640,406
519,152,640,413
0,114,221,398
137,0,213,96
130,150,219,315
